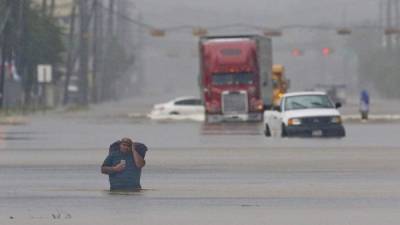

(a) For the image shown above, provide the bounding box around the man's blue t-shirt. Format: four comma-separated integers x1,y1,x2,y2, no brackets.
102,142,147,190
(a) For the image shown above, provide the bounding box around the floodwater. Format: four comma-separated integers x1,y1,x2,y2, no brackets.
1,109,400,225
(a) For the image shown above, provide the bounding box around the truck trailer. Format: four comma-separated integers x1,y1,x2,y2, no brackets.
199,35,273,123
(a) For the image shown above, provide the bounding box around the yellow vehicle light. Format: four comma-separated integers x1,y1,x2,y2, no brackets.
331,116,342,124
288,118,301,126
272,64,284,74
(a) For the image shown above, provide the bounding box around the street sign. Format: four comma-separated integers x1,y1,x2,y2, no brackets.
291,48,303,56
37,64,52,83
192,27,208,36
337,28,352,35
149,29,166,37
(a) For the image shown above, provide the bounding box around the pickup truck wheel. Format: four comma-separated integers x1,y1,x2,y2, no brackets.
281,123,287,137
264,124,271,137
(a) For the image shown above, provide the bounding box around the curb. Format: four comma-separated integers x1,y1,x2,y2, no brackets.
342,114,400,122
0,116,29,125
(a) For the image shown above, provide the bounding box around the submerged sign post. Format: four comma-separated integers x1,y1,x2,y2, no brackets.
37,65,53,109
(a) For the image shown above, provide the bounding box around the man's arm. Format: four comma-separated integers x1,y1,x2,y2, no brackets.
101,154,125,174
132,147,146,168
101,163,125,174
101,166,115,174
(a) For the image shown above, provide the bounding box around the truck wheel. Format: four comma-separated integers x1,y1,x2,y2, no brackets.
340,128,346,138
264,124,271,137
281,123,287,137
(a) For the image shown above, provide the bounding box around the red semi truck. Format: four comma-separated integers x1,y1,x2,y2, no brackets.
199,35,273,123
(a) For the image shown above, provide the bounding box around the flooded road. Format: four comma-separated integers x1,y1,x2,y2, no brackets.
1,109,400,225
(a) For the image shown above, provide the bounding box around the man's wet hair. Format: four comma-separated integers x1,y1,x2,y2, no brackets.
120,137,133,147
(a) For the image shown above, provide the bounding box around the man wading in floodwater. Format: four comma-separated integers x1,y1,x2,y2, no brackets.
101,138,147,191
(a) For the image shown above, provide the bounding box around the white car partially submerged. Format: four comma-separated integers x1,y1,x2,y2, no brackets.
264,91,345,137
148,96,205,121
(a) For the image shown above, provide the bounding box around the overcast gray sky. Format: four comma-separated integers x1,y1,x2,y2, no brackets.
135,0,379,28
128,0,381,99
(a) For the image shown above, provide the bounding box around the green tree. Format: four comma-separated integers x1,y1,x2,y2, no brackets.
20,3,65,105
346,26,400,98
102,37,134,100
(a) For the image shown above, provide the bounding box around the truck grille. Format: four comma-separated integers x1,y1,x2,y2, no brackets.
222,91,248,114
302,116,331,125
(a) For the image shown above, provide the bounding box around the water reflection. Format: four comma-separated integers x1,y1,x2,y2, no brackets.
108,188,151,196
201,122,262,135
0,129,35,141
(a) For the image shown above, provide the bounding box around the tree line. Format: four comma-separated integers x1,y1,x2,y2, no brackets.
0,0,140,110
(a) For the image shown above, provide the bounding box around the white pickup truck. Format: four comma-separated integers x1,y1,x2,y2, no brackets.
263,91,345,137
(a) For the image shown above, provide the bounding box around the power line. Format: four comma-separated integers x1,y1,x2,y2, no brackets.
95,3,391,36
96,3,154,29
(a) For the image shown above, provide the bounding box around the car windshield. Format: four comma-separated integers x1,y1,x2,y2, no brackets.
284,94,334,111
212,73,254,85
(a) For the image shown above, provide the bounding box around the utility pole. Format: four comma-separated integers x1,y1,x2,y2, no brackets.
107,0,115,48
116,0,136,98
135,12,145,95
102,0,114,101
0,0,12,109
0,33,7,109
0,32,7,109
98,0,104,102
116,0,126,47
42,0,48,15
16,0,26,109
78,0,90,106
16,0,25,68
63,1,77,105
92,0,104,103
386,0,393,50
394,0,400,47
50,0,55,17
380,0,385,47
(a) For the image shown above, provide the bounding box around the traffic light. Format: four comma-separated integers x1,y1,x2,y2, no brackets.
337,28,352,35
149,29,166,37
263,29,282,37
291,48,303,56
192,27,208,37
384,28,400,35
322,47,332,56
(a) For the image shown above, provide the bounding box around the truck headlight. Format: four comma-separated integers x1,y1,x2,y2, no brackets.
288,118,302,126
331,116,342,124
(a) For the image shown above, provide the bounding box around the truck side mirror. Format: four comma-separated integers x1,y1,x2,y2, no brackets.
272,105,281,112
335,102,342,108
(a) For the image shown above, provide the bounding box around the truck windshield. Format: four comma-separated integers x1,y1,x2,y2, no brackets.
285,95,334,111
212,73,254,85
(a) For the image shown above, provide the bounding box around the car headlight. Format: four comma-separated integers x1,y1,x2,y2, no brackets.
331,116,342,124
288,118,302,126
